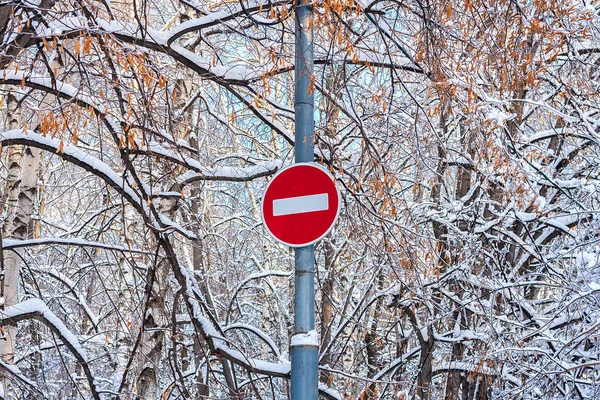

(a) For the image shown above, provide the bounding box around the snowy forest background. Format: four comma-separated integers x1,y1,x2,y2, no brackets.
1,0,600,398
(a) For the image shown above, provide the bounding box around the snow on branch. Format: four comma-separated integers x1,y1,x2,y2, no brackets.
3,237,144,253
142,139,282,182
41,268,100,330
174,265,291,377
172,264,341,400
432,361,521,386
165,0,288,45
0,70,106,114
34,7,419,88
0,299,88,365
0,74,283,184
0,129,196,240
0,129,142,208
36,17,263,85
0,360,44,396
178,160,281,182
185,290,344,399
0,299,101,400
0,70,134,145
318,383,344,400
224,323,282,359
0,71,279,182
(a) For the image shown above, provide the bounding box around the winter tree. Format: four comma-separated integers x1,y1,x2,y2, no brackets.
1,0,600,398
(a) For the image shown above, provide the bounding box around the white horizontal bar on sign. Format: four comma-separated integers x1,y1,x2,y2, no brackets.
272,193,329,216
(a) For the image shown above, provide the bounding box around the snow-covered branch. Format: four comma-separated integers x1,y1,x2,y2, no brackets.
0,299,100,400
3,237,143,253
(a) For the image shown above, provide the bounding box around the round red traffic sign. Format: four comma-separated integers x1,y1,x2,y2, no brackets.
261,163,340,247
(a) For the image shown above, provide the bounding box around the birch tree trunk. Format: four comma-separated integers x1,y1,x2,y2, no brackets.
135,196,176,399
0,93,41,399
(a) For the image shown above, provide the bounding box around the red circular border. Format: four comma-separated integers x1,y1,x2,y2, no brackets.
261,163,341,247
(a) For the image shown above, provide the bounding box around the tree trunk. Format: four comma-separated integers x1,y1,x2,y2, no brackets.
190,197,211,398
135,195,178,399
0,94,41,398
414,326,435,400
363,273,385,400
319,239,335,385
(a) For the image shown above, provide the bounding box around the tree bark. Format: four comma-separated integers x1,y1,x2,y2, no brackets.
319,239,335,385
135,195,178,399
0,94,41,398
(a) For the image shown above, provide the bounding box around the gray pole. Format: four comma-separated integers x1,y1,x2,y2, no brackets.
291,0,318,397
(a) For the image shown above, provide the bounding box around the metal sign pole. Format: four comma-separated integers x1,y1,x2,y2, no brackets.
291,0,318,397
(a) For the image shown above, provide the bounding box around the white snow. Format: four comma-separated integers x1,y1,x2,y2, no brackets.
0,360,36,387
485,106,514,125
48,269,99,328
0,71,107,114
290,330,319,347
589,282,600,291
224,324,281,357
0,129,197,240
0,298,88,362
318,383,343,400
180,267,291,376
3,237,142,253
145,139,282,181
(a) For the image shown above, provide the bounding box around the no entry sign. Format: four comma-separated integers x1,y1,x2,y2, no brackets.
261,163,340,247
